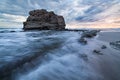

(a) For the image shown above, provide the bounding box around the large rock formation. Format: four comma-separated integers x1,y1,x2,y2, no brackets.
23,9,66,30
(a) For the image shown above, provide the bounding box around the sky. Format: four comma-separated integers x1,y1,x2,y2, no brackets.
0,0,120,28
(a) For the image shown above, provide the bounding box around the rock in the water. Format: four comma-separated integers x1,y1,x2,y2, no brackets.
23,9,66,30
78,30,100,45
110,41,120,50
78,38,87,45
79,53,88,61
101,45,107,49
81,30,100,38
93,50,103,55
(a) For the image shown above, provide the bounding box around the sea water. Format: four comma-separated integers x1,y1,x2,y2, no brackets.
0,28,120,80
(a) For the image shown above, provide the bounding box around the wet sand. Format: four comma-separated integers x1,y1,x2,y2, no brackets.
97,31,120,42
93,31,120,80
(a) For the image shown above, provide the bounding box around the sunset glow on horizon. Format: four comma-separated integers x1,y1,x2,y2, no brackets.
67,22,120,29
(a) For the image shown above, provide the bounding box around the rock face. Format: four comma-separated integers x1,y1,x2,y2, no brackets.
23,9,66,30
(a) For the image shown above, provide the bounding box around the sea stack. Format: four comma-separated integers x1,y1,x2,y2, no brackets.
23,9,66,30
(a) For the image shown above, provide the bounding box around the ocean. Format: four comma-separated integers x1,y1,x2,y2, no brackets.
0,28,120,80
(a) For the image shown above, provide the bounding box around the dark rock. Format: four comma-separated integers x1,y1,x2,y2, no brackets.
81,30,100,38
78,38,87,45
93,50,103,55
101,45,107,49
79,53,88,61
110,41,120,50
78,30,100,45
0,31,5,33
10,31,16,32
23,9,66,30
93,50,100,53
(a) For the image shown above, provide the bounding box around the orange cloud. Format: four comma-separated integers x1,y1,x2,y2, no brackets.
67,22,120,29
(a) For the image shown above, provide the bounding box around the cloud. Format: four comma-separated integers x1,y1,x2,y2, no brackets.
95,3,120,22
0,0,120,28
0,13,26,22
0,13,26,27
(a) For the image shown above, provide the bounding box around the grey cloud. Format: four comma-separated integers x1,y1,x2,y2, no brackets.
0,0,120,27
